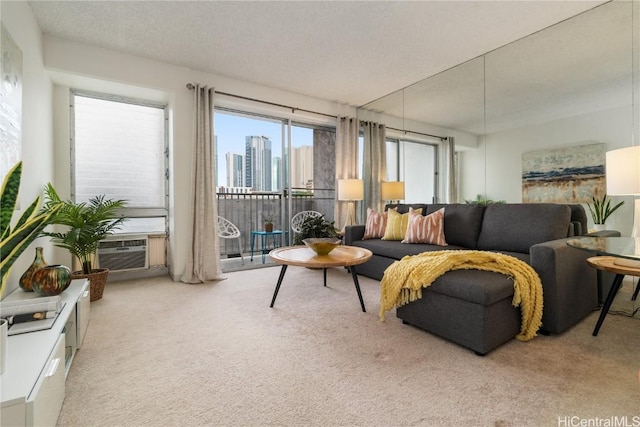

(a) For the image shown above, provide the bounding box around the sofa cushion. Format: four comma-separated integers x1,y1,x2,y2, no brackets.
352,239,466,259
363,208,389,239
402,207,447,245
567,204,588,236
385,203,429,214
427,204,485,249
382,208,422,241
477,203,571,254
426,269,515,306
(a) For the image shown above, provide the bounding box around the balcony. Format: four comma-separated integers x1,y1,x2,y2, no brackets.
216,188,335,270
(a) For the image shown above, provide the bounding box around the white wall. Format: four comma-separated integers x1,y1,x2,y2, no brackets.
1,2,57,297
42,35,356,282
460,105,636,235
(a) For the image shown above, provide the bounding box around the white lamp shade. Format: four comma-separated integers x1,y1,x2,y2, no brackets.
381,181,405,201
338,179,364,201
606,146,640,195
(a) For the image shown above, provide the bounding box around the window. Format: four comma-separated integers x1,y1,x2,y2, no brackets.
386,138,438,203
213,109,326,193
71,91,168,235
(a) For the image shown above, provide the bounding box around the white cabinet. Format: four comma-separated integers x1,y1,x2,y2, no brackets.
28,334,66,426
0,279,90,427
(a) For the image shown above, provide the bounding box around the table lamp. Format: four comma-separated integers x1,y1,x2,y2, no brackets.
605,145,640,267
381,181,405,204
338,179,364,229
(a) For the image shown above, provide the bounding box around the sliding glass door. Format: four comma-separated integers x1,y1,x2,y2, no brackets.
214,109,334,266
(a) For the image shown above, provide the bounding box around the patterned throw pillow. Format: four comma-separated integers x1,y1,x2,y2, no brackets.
402,207,447,245
363,208,388,239
382,207,423,241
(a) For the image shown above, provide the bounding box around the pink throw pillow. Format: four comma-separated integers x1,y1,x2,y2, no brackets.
401,208,448,246
363,207,388,239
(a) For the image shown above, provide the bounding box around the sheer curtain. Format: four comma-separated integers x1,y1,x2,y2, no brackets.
439,136,457,203
181,85,224,284
362,121,386,213
334,117,359,227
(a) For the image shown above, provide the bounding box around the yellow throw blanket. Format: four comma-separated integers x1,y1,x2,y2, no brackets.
380,250,543,341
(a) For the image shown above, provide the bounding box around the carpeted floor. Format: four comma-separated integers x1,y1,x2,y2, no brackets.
57,266,640,427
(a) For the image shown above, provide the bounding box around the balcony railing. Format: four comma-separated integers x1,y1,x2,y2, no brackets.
216,187,335,259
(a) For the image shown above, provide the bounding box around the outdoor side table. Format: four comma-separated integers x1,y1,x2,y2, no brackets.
250,230,286,263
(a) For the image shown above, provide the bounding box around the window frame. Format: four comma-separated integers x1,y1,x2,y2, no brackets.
70,89,170,232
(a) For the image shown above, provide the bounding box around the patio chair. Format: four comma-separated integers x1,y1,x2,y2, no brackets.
217,216,244,265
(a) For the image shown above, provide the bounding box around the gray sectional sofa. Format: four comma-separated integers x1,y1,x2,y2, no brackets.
344,202,609,355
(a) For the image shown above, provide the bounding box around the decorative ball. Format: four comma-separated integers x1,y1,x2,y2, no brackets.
31,265,72,296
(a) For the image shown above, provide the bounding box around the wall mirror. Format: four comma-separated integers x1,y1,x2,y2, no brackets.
358,1,639,225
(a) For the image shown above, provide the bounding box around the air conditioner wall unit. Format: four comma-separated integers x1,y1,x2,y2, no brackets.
98,235,148,272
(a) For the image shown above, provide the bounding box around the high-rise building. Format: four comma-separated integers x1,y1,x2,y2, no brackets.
291,145,313,190
245,135,272,191
226,152,245,187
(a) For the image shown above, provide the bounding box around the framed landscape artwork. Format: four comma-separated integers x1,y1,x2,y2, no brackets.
522,143,605,203
0,23,23,181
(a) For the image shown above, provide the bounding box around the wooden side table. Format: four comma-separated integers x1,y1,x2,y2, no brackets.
268,245,373,312
586,256,640,336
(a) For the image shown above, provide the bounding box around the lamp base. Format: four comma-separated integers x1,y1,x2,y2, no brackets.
632,198,640,238
341,201,356,232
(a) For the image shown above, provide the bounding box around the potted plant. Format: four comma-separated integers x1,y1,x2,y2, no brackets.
0,162,62,297
0,162,61,373
263,213,274,232
293,215,339,245
587,194,624,230
42,184,127,301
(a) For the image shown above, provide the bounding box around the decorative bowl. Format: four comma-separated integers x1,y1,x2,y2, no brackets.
303,238,342,255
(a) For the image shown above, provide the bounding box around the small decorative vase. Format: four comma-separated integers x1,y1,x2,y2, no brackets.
19,247,47,292
31,265,72,296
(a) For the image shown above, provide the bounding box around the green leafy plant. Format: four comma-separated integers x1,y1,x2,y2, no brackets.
262,212,274,225
464,194,506,206
293,215,339,245
587,194,624,225
42,184,128,274
0,162,62,296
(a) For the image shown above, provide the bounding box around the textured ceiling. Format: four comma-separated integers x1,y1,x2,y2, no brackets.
28,0,607,108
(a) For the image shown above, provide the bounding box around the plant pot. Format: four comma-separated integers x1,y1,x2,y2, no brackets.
264,223,274,232
71,268,109,301
593,224,607,232
0,318,7,374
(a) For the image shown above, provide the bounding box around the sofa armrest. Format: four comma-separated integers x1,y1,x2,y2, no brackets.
529,237,599,334
344,225,365,245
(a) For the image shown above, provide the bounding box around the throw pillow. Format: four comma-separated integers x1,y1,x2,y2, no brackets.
363,208,388,239
382,207,423,241
402,207,448,245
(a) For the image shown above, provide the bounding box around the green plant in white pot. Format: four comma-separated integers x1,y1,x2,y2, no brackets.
0,162,62,297
42,184,128,301
587,194,624,229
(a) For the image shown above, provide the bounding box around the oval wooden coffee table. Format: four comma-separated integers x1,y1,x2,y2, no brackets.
268,245,373,312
